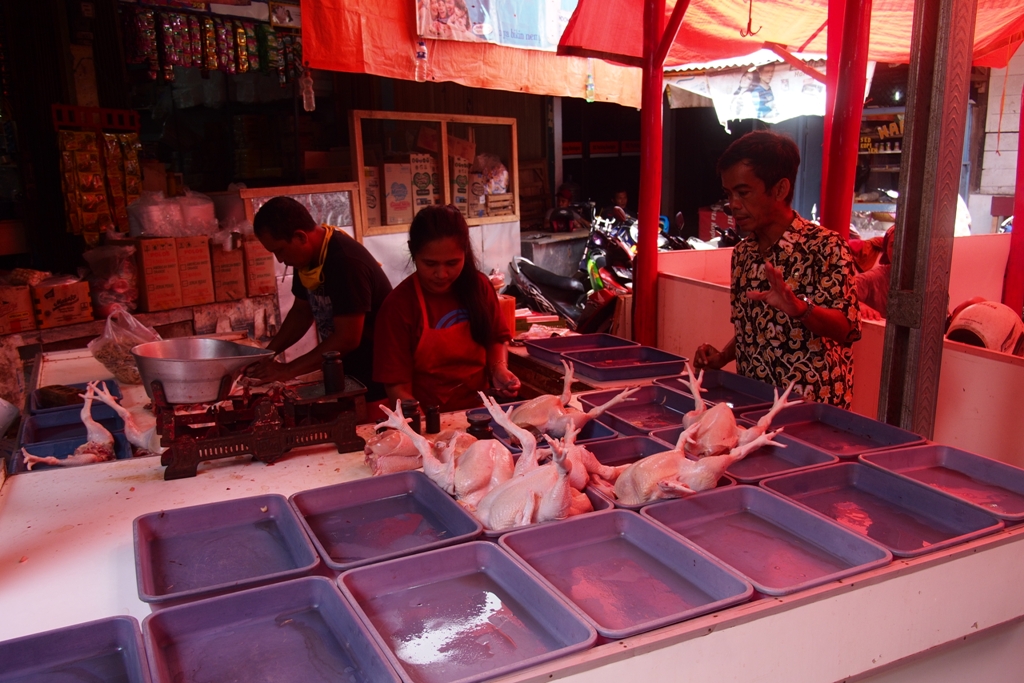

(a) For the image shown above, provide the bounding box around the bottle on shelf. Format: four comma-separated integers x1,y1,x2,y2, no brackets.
414,40,428,82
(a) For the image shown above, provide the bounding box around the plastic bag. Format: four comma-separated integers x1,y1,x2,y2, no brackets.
128,191,183,237
472,153,509,194
176,190,218,235
84,244,139,316
87,305,161,385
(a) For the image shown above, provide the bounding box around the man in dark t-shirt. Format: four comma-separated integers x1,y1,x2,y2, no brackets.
247,197,392,399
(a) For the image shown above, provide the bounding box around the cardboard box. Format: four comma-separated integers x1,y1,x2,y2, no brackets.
451,156,470,216
176,236,215,306
243,238,277,297
364,166,381,228
410,153,437,215
383,163,413,225
136,237,183,312
31,280,93,329
211,246,246,302
468,172,487,218
0,285,37,334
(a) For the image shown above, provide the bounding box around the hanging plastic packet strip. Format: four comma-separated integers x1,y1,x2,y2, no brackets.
189,15,202,67
137,9,158,80
244,22,259,71
235,20,249,73
202,17,217,71
173,14,190,68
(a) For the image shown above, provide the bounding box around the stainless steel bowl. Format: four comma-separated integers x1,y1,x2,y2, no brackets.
131,338,274,403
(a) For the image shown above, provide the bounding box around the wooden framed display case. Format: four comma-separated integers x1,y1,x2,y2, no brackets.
239,182,365,241
350,110,519,237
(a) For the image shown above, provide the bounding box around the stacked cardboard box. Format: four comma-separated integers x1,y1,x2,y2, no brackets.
211,246,246,302
383,163,413,225
176,237,215,306
0,286,37,334
31,280,94,329
243,238,277,297
451,156,471,217
363,166,381,228
136,238,183,312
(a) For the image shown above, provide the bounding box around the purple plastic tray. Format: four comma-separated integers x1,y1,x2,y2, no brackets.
481,487,612,539
0,616,151,683
643,486,892,596
338,541,596,683
524,333,639,366
562,346,688,382
739,402,925,458
583,436,735,510
654,370,776,411
289,470,482,572
21,409,124,446
134,494,320,607
649,426,838,484
11,432,133,475
464,401,616,454
143,577,400,683
578,385,698,436
29,379,122,415
861,445,1024,522
500,509,753,639
761,463,1004,557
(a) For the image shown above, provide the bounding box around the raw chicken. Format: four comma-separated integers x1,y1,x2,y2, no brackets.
364,429,421,476
678,361,800,458
613,424,785,506
509,360,639,438
378,401,514,507
91,382,161,452
23,383,116,470
543,424,628,492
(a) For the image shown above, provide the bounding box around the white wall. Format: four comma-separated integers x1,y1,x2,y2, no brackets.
977,50,1023,201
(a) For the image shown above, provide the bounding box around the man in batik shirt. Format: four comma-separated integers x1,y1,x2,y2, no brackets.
694,131,861,408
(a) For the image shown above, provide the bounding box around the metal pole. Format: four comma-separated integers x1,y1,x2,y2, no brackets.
633,0,665,346
877,0,978,438
821,0,871,240
821,0,846,198
1001,80,1024,315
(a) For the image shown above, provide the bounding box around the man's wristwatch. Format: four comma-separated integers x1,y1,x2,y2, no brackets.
796,297,815,322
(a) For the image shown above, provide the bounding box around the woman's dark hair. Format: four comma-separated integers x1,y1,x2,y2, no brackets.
716,131,800,204
253,196,316,241
409,205,493,347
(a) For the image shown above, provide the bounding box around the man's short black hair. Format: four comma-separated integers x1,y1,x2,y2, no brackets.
253,196,317,241
717,131,800,204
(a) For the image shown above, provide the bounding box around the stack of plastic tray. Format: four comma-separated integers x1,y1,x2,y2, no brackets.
642,486,892,596
524,333,639,366
11,433,134,475
338,541,597,683
134,494,320,609
143,577,399,683
761,463,1004,557
28,379,122,415
738,403,925,459
861,445,1024,523
500,509,753,640
654,370,777,411
464,400,616,454
14,393,131,474
563,346,688,382
578,385,697,436
0,616,151,683
289,471,483,573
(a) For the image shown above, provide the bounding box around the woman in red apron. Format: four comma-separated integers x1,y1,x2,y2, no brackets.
373,205,521,412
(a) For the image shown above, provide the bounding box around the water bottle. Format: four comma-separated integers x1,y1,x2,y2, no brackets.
300,69,315,112
585,72,595,103
414,39,428,82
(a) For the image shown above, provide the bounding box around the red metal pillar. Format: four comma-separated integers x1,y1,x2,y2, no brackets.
821,0,846,196
821,0,872,240
1002,80,1024,315
633,0,666,347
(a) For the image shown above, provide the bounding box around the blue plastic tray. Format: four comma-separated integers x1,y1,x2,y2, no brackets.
289,470,482,572
761,463,1004,557
29,380,122,415
861,445,1024,522
643,486,893,596
338,541,596,683
524,333,639,366
578,385,698,436
143,577,400,683
583,436,735,510
0,616,151,683
500,509,752,640
739,402,925,458
654,370,777,411
562,346,688,382
11,432,133,475
464,400,617,454
20,409,124,447
649,426,838,484
134,494,320,608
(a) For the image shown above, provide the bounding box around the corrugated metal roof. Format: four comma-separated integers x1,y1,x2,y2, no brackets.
664,48,826,74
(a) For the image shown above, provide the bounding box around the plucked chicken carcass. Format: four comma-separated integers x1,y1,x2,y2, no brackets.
613,424,786,506
471,393,578,531
543,424,628,493
509,360,639,438
91,382,161,453
378,401,514,507
678,361,800,458
23,383,116,470
364,429,421,476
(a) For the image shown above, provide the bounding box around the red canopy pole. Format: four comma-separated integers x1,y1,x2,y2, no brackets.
1002,79,1024,315
633,0,666,346
821,0,846,197
820,0,872,239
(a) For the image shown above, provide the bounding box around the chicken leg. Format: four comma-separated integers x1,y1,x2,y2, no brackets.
23,383,115,470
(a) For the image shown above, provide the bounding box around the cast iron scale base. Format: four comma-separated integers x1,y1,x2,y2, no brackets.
151,377,367,480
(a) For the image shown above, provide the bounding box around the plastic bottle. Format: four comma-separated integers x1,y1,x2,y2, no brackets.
585,73,595,103
300,69,315,112
414,40,428,82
